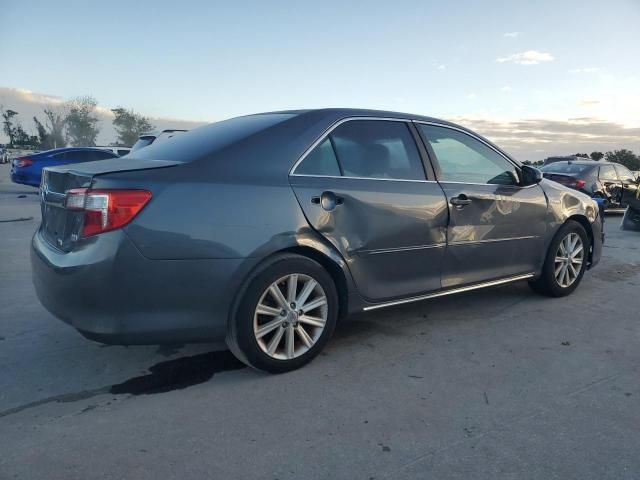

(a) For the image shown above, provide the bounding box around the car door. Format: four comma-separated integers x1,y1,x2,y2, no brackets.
598,164,621,205
613,164,639,207
415,123,548,289
289,118,449,302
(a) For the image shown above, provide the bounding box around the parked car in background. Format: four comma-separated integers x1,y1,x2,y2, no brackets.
32,108,602,373
0,147,8,164
541,160,639,210
130,129,187,152
97,146,132,156
11,147,119,187
543,155,592,166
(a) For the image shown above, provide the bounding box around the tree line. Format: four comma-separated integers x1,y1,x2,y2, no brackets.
1,95,154,150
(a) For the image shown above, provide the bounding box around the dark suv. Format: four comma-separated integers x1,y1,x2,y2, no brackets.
541,160,639,209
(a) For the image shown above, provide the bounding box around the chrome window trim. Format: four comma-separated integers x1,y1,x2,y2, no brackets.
289,116,424,179
362,273,535,311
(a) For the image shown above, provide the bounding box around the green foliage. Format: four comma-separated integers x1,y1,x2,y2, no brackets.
111,107,155,147
605,149,640,170
65,96,100,146
1,107,19,147
44,108,66,148
590,151,604,161
573,153,590,158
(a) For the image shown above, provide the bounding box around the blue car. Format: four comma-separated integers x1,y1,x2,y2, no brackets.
10,147,120,187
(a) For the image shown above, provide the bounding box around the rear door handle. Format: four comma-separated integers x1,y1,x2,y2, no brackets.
450,194,472,207
312,191,343,211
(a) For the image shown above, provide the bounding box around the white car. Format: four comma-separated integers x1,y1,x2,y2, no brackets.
96,146,132,157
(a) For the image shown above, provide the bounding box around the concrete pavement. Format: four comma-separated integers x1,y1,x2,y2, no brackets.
1,162,639,480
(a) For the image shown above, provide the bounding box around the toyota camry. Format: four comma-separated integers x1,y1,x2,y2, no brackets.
32,109,603,372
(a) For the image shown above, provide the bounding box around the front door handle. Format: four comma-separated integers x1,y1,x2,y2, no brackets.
311,191,344,211
450,194,472,207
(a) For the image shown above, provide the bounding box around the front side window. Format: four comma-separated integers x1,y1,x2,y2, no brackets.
599,165,617,180
418,124,518,185
614,164,635,182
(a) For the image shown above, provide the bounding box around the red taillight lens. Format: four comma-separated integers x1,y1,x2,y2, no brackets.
65,188,152,237
574,180,586,189
14,157,33,167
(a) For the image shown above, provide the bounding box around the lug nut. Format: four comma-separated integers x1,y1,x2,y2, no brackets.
290,302,296,308
280,309,287,316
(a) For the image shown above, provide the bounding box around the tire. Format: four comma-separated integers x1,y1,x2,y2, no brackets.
528,220,590,297
226,253,338,373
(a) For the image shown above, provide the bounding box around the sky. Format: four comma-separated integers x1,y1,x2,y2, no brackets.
1,0,639,160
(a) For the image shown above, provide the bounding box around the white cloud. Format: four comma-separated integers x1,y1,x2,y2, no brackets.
578,99,601,106
500,85,512,92
436,64,446,70
467,93,477,99
496,50,554,65
568,67,599,74
503,32,520,38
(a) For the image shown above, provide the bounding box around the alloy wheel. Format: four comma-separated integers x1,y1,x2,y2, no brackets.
253,274,328,360
554,233,584,288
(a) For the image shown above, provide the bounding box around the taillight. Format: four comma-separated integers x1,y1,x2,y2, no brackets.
574,180,586,189
65,188,152,237
14,157,33,168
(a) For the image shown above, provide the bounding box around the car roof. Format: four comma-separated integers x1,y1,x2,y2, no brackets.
542,160,613,169
265,107,453,125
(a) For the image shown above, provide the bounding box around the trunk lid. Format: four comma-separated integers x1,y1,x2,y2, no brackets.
40,158,180,251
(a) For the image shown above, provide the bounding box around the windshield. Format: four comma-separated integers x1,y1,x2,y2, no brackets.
541,163,593,174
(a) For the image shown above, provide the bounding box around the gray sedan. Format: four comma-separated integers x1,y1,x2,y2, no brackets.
31,109,603,372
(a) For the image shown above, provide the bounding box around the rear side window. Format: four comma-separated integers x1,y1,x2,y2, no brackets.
332,120,424,180
92,151,117,160
293,120,425,181
295,138,341,176
599,165,617,180
418,124,518,185
117,149,130,156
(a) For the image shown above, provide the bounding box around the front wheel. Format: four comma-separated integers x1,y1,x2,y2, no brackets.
227,254,338,373
529,220,589,297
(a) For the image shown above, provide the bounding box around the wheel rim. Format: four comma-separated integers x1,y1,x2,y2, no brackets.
253,274,328,360
554,233,584,288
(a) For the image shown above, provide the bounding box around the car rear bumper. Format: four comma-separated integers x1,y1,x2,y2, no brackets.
31,228,246,344
10,170,38,187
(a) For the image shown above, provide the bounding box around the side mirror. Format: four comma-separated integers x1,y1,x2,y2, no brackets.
521,165,543,186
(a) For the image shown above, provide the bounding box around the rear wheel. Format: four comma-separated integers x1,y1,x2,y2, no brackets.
529,220,589,297
227,254,338,373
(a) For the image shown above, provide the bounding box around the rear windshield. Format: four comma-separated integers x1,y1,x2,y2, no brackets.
131,137,155,151
541,163,593,174
127,113,296,162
